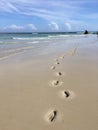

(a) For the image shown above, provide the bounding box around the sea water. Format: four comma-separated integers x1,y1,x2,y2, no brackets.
0,32,95,60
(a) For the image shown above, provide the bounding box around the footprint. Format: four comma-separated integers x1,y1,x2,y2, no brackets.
51,66,56,70
58,90,75,100
71,47,77,56
44,109,63,123
51,80,63,87
52,80,59,86
60,56,64,59
55,58,59,62
55,62,60,65
60,55,65,59
56,72,62,76
68,47,77,56
46,110,57,123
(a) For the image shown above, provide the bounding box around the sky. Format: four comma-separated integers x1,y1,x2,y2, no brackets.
0,0,98,32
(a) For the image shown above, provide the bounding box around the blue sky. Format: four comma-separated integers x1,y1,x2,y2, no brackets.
0,0,98,32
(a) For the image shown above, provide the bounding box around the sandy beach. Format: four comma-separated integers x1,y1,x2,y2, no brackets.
0,34,98,130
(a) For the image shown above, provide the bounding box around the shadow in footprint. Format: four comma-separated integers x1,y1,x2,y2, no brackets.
64,91,70,98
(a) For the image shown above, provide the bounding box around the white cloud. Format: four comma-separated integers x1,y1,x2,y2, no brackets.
4,24,24,30
26,24,37,30
49,22,59,30
3,24,37,32
65,23,71,31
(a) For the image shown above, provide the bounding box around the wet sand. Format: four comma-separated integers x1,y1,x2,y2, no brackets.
0,35,98,130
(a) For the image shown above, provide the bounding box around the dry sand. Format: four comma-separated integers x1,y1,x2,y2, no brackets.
0,35,98,130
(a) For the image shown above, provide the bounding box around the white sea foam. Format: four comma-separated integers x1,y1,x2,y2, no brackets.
28,41,39,44
48,35,57,38
13,37,34,40
13,37,50,40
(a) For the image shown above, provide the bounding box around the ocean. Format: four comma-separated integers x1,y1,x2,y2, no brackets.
0,32,79,42
0,32,85,60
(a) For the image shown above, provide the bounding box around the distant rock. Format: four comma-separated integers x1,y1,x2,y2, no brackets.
84,30,88,34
